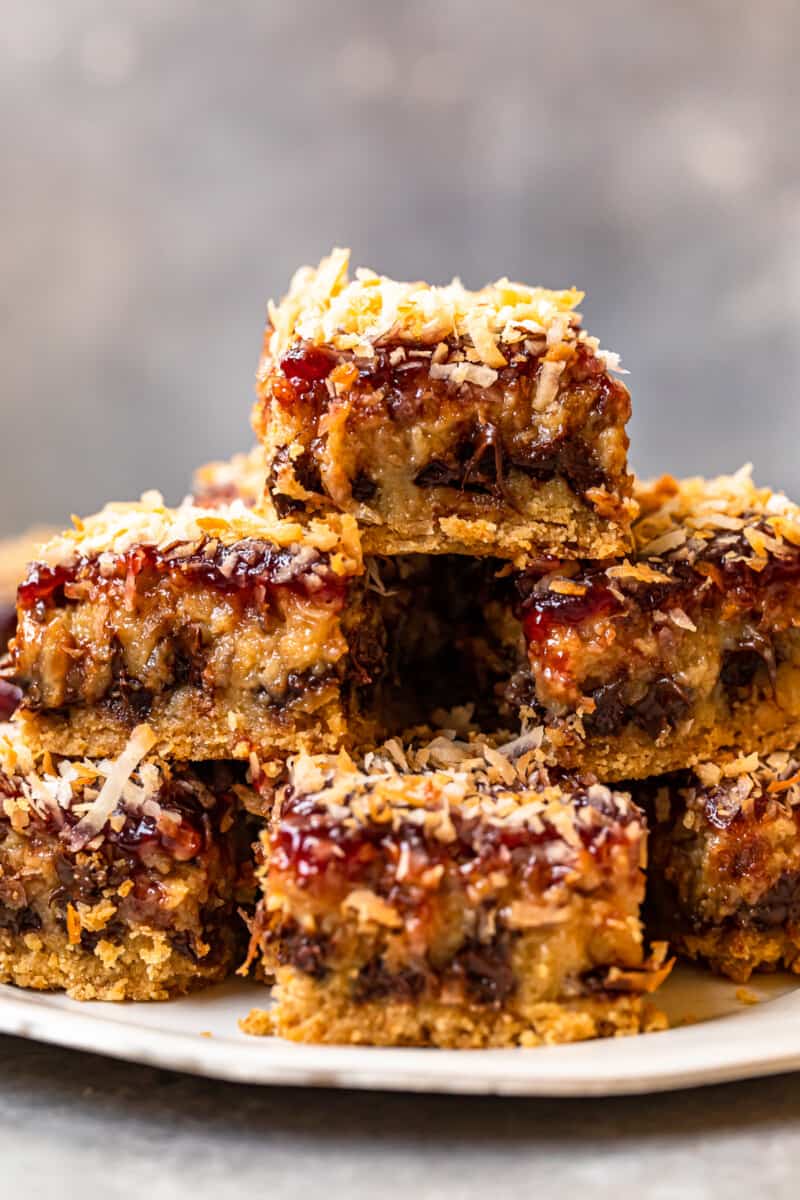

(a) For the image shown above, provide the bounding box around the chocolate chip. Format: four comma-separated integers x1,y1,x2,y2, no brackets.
276,921,329,981
583,680,629,736
169,930,203,963
720,636,776,695
413,459,464,489
450,935,517,1006
584,676,691,739
632,677,691,739
0,679,22,721
269,447,323,516
351,472,377,502
352,958,426,1003
0,903,41,935
737,873,800,931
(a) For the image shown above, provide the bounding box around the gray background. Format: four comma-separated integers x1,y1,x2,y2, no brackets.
2,3,800,1195
2,0,800,535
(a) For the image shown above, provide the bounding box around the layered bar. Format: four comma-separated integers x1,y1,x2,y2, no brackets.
252,248,635,560
10,493,384,761
640,749,800,982
504,469,800,780
248,736,670,1047
0,721,252,999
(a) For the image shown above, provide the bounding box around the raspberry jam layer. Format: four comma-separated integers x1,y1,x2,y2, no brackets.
17,539,349,612
518,526,800,643
272,786,638,902
0,768,234,864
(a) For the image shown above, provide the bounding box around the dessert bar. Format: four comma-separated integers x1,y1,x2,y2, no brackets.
253,248,634,560
0,722,251,999
504,468,800,780
640,748,800,982
10,493,384,761
248,735,670,1047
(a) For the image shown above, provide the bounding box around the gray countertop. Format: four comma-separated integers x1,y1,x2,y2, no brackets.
3,1033,799,1200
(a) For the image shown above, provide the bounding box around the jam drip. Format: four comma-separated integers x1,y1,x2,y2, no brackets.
521,582,622,647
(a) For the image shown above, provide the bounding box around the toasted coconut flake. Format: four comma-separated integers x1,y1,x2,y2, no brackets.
607,561,672,585
767,769,800,794
669,608,697,632
342,889,404,929
533,360,565,411
595,348,627,374
688,512,745,532
505,900,570,929
548,578,588,597
65,725,157,850
429,361,499,388
465,310,507,368
497,728,544,759
259,249,617,375
744,527,787,558
639,528,687,558
721,753,761,778
482,744,517,786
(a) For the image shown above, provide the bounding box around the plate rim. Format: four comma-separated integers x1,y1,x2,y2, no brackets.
2,978,800,1097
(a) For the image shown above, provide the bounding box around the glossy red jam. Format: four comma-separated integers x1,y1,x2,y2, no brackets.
272,790,636,901
17,540,349,612
522,582,622,646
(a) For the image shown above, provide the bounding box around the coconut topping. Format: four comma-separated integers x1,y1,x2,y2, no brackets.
632,466,800,570
674,749,800,828
25,492,362,576
66,724,157,850
0,721,173,842
536,466,800,601
283,730,638,839
261,247,622,373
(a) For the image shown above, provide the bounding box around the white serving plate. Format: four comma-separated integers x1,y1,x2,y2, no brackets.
1,965,799,1096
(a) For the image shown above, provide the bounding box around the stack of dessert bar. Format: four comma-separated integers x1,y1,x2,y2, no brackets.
2,248,798,1043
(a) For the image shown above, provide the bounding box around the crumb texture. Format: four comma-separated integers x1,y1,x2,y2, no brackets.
258,969,666,1048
